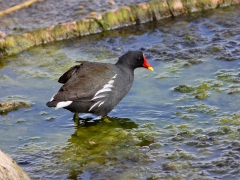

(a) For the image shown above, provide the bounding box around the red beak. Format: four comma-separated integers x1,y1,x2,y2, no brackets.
142,54,154,71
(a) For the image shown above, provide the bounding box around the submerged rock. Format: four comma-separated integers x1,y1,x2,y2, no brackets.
0,101,32,115
0,149,30,180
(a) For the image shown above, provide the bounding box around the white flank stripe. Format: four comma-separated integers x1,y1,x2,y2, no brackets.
98,101,105,107
108,80,114,85
95,88,111,96
89,74,117,111
55,101,72,109
91,94,106,100
103,84,113,89
71,68,77,75
89,101,101,111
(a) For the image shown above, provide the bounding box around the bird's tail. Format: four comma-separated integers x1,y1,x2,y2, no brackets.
46,101,58,107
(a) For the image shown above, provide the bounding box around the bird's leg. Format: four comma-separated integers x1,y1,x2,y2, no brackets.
73,112,80,125
102,115,111,123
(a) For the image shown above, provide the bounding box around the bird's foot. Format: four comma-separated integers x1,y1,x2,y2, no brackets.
102,116,111,123
73,112,80,125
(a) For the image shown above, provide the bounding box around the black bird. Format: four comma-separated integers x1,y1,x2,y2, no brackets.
46,51,153,119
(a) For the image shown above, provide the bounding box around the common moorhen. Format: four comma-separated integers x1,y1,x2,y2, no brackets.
46,51,153,119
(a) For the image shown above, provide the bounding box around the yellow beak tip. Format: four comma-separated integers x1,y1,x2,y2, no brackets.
148,67,154,71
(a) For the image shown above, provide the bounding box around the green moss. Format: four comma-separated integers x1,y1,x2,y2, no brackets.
193,89,209,99
12,34,33,49
211,45,223,52
102,11,120,29
217,112,240,125
88,20,102,33
30,28,48,44
174,111,182,116
185,35,194,40
91,18,109,31
117,8,133,25
155,73,170,79
219,117,232,124
141,123,155,129
0,101,32,115
129,4,148,24
196,0,215,9
193,128,203,134
197,83,211,89
215,69,238,83
231,120,240,125
76,20,89,36
232,112,240,120
174,84,195,93
4,36,16,48
219,126,233,134
182,114,198,120
164,124,175,129
179,151,195,160
148,0,171,20
13,27,25,31
3,35,33,55
177,124,191,129
181,0,198,12
51,24,67,40
188,104,218,115
162,162,177,170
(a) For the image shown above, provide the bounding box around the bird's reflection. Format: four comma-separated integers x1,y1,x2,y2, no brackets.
59,116,139,179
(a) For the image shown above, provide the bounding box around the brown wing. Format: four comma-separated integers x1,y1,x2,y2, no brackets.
53,61,116,102
58,65,81,84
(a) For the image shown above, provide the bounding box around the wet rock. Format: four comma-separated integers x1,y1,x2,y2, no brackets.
108,0,115,5
0,149,30,180
174,84,195,93
0,31,6,38
0,101,32,115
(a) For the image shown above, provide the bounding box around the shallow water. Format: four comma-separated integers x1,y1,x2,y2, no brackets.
0,5,240,180
0,0,149,35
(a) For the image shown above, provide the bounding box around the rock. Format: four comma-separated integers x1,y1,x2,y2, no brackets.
0,31,7,38
0,101,32,115
90,12,97,17
0,149,31,180
108,0,115,5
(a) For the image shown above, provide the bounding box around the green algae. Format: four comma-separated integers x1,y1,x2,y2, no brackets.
174,84,195,93
76,20,89,36
129,4,149,24
86,21,100,35
174,80,225,100
30,28,48,45
177,124,191,129
215,69,239,83
217,112,240,125
102,12,120,29
0,101,31,115
117,8,134,25
174,85,208,100
1,34,33,56
91,18,109,31
0,95,32,115
51,24,68,40
193,89,209,99
54,119,157,174
166,150,196,160
148,0,171,20
177,103,218,115
1,5,240,179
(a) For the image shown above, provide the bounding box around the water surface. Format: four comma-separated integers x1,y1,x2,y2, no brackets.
0,5,240,180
